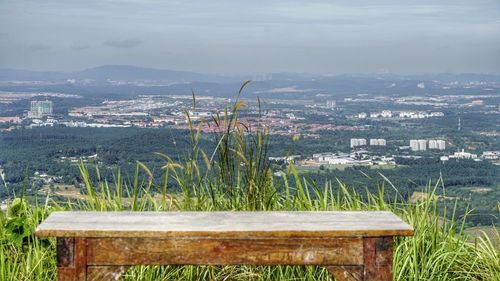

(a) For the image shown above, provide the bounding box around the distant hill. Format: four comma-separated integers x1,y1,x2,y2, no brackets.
74,65,234,82
395,73,500,84
0,68,67,81
1,66,499,99
1,66,499,84
0,65,237,83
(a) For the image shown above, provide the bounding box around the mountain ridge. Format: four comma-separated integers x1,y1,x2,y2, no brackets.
1,65,499,83
0,65,237,83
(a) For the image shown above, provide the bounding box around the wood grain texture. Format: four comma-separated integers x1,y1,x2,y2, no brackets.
56,268,77,281
36,211,413,238
86,237,364,266
56,237,74,267
326,266,363,281
56,238,87,281
74,238,87,280
46,212,407,280
363,237,393,281
87,266,129,281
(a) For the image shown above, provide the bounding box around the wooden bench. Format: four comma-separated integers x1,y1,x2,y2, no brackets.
36,211,413,281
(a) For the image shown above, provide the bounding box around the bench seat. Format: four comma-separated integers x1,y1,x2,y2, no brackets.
36,211,413,281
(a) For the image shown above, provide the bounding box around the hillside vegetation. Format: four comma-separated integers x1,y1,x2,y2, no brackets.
1,83,498,280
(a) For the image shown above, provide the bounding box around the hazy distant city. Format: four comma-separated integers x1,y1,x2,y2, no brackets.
1,67,499,216
1,67,498,177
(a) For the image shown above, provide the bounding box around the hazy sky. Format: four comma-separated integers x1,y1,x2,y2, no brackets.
1,0,499,74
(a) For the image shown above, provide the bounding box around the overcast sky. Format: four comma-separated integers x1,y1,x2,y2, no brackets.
1,0,499,74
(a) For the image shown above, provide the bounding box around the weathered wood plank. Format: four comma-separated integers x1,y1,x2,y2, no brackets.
363,237,393,281
74,238,87,281
56,238,87,281
56,268,76,281
57,237,74,268
86,237,364,266
326,265,363,281
36,211,413,238
87,266,129,281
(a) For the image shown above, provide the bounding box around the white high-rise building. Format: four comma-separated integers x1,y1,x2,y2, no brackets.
410,140,418,151
326,100,336,110
28,100,53,118
428,140,437,149
410,139,427,151
437,140,446,150
418,139,427,151
429,140,446,150
369,139,386,146
350,138,367,148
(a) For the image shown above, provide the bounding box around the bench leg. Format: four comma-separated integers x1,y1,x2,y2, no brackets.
57,238,87,281
326,265,364,281
363,237,393,281
326,237,393,281
87,266,129,281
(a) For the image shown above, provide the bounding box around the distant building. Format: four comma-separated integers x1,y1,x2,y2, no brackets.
312,152,352,165
471,99,483,106
28,100,53,118
0,117,22,123
450,150,477,159
430,112,445,117
398,111,440,119
481,151,499,160
410,139,427,151
410,140,418,151
268,155,301,163
399,111,413,118
350,138,367,148
381,110,392,118
431,140,438,149
326,100,336,110
418,140,427,151
428,140,446,150
437,140,446,150
357,112,367,119
369,139,386,146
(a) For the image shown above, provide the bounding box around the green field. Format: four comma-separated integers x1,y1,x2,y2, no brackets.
465,226,500,249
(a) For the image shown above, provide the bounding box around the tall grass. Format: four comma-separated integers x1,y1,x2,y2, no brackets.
0,82,498,280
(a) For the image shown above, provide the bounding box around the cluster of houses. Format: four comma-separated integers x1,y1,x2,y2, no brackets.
269,151,396,167
440,150,500,162
357,110,444,119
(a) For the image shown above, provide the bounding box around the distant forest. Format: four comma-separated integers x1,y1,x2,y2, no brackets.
1,127,498,227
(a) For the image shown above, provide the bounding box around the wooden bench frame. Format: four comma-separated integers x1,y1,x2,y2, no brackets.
36,211,413,281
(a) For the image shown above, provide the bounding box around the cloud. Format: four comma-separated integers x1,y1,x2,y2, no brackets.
28,44,50,51
104,39,142,48
71,43,90,51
